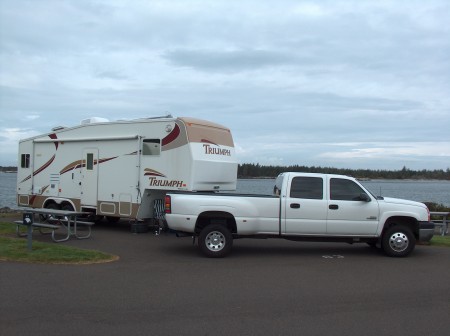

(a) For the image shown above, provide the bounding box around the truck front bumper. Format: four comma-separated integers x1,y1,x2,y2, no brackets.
418,221,435,242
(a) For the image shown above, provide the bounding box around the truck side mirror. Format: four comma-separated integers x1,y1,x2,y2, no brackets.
359,193,371,202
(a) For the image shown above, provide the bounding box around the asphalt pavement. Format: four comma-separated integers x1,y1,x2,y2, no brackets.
1,222,449,336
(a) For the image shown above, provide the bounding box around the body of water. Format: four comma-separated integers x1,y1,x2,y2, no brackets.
1,173,449,208
1,172,18,209
234,178,450,206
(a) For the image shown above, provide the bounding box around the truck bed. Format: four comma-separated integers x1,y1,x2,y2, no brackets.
165,191,281,236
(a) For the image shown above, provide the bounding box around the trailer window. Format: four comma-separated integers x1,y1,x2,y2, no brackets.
290,177,323,199
21,154,30,168
143,139,161,156
86,153,94,170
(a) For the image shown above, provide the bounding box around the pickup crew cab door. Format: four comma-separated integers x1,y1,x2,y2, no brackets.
326,177,379,235
283,176,328,235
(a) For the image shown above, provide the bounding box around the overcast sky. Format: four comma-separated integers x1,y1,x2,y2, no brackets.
1,0,449,170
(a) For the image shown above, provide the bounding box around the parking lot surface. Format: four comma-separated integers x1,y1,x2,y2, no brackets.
1,223,450,336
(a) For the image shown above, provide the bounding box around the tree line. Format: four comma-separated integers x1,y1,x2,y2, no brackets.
0,166,17,172
238,163,450,180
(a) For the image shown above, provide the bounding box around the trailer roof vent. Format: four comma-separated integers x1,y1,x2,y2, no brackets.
81,117,109,125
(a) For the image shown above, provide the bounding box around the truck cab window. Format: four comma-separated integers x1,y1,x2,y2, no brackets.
21,154,30,168
330,178,365,201
143,139,161,156
290,177,323,199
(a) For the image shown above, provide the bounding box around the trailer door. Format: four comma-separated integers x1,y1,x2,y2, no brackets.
81,148,99,207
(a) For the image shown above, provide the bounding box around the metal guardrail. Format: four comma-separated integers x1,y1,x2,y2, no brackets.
430,211,449,236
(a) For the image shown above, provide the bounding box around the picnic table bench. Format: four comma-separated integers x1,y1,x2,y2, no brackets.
14,208,95,250
14,220,60,236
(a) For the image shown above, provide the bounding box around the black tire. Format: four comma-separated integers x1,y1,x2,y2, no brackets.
40,203,60,222
61,203,74,211
381,225,416,257
46,203,60,210
198,224,233,258
60,203,75,222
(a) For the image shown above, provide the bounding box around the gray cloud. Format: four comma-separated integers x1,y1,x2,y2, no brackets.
0,0,449,169
164,49,298,72
95,70,129,80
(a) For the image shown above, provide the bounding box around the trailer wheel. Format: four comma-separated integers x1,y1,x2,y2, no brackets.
60,204,74,222
381,225,415,257
46,203,60,210
198,224,233,258
61,203,74,211
40,203,60,222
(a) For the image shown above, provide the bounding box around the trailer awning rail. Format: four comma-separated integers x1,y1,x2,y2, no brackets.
34,135,140,143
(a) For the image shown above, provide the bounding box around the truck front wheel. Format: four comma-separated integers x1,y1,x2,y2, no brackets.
381,225,415,257
198,224,233,258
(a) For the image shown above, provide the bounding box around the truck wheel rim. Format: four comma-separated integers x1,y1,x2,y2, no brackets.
205,231,225,252
388,232,409,252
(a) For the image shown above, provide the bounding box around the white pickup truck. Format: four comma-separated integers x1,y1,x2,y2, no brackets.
164,172,435,258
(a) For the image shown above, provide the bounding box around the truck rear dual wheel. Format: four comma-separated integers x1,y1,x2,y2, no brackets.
381,225,415,257
198,224,233,258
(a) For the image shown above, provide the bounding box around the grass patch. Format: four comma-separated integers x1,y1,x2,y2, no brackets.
429,235,450,248
0,221,118,264
0,219,18,235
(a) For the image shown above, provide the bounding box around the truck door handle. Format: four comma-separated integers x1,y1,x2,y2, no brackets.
290,203,300,209
329,204,339,210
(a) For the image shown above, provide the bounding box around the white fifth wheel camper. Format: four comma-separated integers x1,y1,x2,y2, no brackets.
17,116,237,224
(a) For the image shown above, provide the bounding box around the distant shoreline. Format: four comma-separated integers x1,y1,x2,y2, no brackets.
2,166,449,180
0,207,19,214
239,177,450,181
2,171,449,181
237,176,450,181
